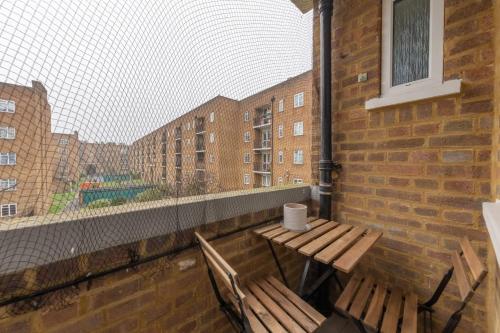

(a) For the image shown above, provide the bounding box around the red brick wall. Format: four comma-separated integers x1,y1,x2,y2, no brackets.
0,207,306,332
312,0,495,331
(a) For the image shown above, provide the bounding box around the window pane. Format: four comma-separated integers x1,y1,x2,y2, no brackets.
392,0,430,86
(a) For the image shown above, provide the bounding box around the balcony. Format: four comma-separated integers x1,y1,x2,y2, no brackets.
253,116,272,129
175,141,182,154
195,160,205,170
195,139,205,152
253,139,271,151
175,128,182,140
195,118,205,134
253,162,271,174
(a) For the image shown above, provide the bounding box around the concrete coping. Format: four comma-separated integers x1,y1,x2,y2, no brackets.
0,185,311,274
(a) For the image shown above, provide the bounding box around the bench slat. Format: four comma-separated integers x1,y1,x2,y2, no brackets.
459,237,487,286
363,283,387,331
334,231,382,273
314,227,366,264
262,227,290,239
298,224,352,257
452,251,473,302
244,288,285,333
401,293,418,333
257,279,318,333
266,276,326,326
335,275,362,313
380,288,403,333
248,283,307,333
349,276,374,319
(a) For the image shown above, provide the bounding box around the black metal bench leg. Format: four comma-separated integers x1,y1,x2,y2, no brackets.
298,257,312,296
267,239,289,287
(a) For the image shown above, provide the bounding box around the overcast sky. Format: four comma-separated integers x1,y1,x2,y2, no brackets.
0,0,312,144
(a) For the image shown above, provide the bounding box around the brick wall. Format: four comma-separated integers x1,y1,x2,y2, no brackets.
0,206,307,332
311,0,495,331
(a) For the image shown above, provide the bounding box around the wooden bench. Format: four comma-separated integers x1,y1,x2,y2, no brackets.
195,232,327,333
334,237,487,333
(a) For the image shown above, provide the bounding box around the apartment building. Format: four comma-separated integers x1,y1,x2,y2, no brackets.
130,71,312,193
129,96,241,193
0,81,52,218
79,141,129,178
240,71,313,188
49,131,80,192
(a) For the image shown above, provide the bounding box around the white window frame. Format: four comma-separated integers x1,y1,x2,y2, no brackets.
278,124,284,138
209,132,215,143
278,177,283,184
278,99,284,112
278,150,284,164
0,127,15,139
243,131,250,142
0,152,16,165
293,122,304,136
293,150,304,165
0,179,16,191
0,100,15,113
243,174,250,185
293,92,304,108
366,0,461,110
244,111,249,122
0,203,16,217
243,152,251,164
262,174,272,187
293,178,303,185
209,112,215,123
209,154,215,163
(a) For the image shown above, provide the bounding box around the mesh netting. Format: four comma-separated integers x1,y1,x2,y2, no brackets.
0,0,312,310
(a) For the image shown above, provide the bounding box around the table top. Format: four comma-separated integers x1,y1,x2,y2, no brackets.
254,218,382,273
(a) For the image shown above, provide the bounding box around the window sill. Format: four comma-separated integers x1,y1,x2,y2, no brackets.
483,201,500,267
365,79,462,110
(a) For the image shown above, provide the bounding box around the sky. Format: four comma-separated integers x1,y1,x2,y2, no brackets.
0,0,313,144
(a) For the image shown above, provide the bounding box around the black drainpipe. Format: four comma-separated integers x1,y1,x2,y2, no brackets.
318,0,340,220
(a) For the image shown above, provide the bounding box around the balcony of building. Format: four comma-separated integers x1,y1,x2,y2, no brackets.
195,137,205,152
195,117,205,134
253,107,272,129
253,138,272,151
253,161,271,174
175,127,182,141
175,140,182,154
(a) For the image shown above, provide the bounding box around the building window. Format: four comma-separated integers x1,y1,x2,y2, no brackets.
243,174,250,185
0,100,15,113
293,122,304,136
210,132,215,143
293,178,303,185
244,111,249,122
0,152,16,165
0,179,16,191
0,127,15,139
243,131,250,142
187,122,190,130
243,153,251,164
0,203,16,217
293,150,304,165
278,99,284,112
210,112,215,123
209,154,215,163
278,177,283,184
278,124,284,138
293,92,304,108
262,175,272,187
367,0,459,109
278,150,284,164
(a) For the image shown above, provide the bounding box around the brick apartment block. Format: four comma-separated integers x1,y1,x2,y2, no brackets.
129,71,313,193
79,141,129,178
48,131,80,193
0,81,52,218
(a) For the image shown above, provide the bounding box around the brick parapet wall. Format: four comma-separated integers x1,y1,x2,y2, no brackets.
0,204,310,332
311,0,495,332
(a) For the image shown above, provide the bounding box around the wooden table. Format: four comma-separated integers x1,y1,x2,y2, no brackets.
254,218,382,298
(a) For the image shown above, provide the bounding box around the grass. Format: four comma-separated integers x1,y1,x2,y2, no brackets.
48,192,76,214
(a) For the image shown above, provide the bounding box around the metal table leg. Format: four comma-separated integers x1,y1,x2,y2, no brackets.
267,239,289,288
298,258,312,297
